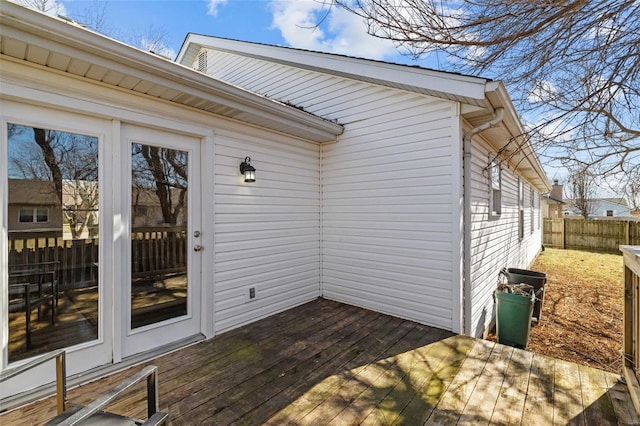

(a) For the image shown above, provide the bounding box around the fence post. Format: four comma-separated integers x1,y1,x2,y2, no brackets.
561,218,566,249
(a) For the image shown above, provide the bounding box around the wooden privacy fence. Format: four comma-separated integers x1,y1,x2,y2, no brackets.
8,230,98,290
544,218,640,252
8,226,187,290
131,226,187,278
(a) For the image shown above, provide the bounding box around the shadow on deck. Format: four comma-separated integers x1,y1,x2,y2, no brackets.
1,298,638,425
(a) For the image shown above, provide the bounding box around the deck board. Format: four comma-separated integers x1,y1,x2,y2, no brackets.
1,298,638,425
424,337,493,425
521,353,555,425
491,344,534,424
553,358,584,424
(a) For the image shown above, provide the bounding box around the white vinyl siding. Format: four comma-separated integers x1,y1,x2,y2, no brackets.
199,48,460,331
322,98,460,330
468,138,542,336
213,129,321,333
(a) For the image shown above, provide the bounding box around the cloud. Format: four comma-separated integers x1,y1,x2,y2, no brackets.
268,0,398,60
527,80,557,104
207,0,229,17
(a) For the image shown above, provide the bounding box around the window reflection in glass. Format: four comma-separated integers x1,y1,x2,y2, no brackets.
6,124,99,362
130,143,188,329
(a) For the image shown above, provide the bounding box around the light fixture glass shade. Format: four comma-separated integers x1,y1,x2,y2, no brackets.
243,168,255,182
239,157,256,183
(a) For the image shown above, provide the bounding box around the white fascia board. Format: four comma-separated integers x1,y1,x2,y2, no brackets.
0,3,343,141
180,34,490,101
485,81,551,192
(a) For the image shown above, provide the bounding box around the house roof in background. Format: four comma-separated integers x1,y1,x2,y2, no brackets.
8,179,59,205
602,198,629,207
544,196,564,205
565,198,629,207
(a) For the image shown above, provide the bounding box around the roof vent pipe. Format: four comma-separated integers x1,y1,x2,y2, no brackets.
461,107,505,336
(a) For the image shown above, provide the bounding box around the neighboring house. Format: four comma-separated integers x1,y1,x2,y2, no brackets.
542,179,564,218
0,3,550,399
8,179,98,239
9,178,174,234
131,187,186,228
7,179,61,233
564,198,631,218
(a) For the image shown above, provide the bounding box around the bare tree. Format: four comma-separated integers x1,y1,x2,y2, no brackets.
13,0,174,57
75,0,112,33
332,0,640,179
132,144,188,226
566,167,597,219
12,0,66,15
8,125,99,239
621,171,640,212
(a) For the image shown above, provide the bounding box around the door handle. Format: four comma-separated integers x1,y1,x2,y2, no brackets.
193,245,203,252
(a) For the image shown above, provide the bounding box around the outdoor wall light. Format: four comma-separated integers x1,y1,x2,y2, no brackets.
239,156,256,182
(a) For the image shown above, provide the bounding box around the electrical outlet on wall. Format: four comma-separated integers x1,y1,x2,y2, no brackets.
245,286,257,302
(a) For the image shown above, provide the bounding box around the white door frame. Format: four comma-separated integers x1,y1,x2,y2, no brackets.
1,102,114,396
119,124,204,359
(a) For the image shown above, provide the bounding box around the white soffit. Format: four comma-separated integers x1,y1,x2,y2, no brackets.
0,2,343,143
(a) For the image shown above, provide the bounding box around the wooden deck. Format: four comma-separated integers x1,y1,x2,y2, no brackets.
1,299,638,425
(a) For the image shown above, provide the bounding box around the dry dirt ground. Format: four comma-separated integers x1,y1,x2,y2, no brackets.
522,248,623,374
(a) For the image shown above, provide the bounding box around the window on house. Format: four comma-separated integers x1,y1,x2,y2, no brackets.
519,180,525,240
538,193,542,229
133,205,148,216
490,159,502,217
19,207,49,223
197,50,207,73
530,187,535,234
606,210,614,216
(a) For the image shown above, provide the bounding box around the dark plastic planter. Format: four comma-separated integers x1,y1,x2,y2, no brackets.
504,268,547,322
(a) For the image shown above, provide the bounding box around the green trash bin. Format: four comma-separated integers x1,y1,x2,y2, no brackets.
495,288,535,349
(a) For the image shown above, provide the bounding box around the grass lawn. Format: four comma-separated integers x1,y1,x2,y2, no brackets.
527,248,623,373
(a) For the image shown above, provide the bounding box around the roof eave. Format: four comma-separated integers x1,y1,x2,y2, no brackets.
1,3,343,143
177,34,491,106
484,82,552,192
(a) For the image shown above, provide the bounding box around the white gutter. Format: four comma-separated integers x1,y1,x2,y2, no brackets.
461,107,504,334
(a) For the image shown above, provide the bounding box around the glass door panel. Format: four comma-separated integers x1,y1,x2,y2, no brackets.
130,143,188,328
122,124,201,358
6,124,99,362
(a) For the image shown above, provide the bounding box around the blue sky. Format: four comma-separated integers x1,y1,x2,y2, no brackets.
36,0,440,69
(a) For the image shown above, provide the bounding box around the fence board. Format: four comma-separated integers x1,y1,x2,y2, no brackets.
8,226,186,290
543,219,640,252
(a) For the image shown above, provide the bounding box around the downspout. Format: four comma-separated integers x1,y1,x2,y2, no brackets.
461,107,504,335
